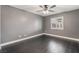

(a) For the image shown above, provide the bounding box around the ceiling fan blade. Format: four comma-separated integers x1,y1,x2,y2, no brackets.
39,5,43,8
50,5,56,8
48,10,54,12
36,10,43,12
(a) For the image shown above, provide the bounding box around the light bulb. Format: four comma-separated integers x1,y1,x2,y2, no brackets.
46,10,49,14
42,10,49,14
43,11,46,14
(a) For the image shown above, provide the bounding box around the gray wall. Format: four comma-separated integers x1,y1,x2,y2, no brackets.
1,5,43,43
1,5,79,44
44,9,79,39
0,5,1,44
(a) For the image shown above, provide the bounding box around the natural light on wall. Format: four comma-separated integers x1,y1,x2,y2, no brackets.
34,19,42,31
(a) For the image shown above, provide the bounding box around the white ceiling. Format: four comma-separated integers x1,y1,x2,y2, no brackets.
11,5,79,16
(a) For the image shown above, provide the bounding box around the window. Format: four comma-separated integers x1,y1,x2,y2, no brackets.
50,16,64,30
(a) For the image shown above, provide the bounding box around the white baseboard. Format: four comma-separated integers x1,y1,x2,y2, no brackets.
0,33,44,47
0,33,79,47
43,33,79,42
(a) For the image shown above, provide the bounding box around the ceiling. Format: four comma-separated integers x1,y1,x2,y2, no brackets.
11,5,79,16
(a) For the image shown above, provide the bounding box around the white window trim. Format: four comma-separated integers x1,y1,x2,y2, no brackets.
50,16,64,30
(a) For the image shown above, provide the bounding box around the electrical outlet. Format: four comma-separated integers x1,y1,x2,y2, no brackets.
18,35,22,38
24,35,27,36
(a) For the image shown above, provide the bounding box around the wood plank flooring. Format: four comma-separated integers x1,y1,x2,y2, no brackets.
1,35,79,53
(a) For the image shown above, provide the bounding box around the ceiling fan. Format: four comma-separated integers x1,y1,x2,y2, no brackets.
36,5,56,14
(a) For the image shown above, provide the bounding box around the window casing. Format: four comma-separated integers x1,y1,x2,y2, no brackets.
50,16,64,30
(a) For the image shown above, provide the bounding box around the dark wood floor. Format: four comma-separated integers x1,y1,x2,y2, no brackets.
1,35,79,53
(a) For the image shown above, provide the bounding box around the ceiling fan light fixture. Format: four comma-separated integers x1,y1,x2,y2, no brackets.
42,10,49,14
37,5,56,15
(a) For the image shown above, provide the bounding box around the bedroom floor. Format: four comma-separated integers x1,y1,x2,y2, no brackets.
1,35,79,53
